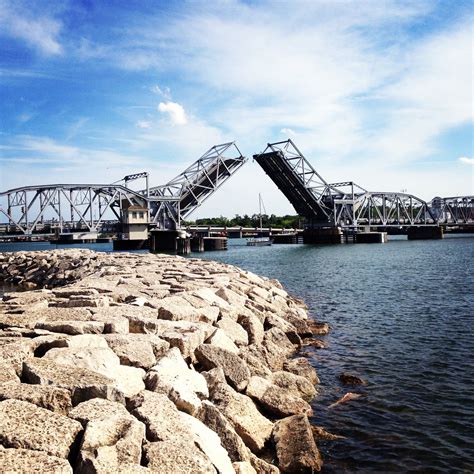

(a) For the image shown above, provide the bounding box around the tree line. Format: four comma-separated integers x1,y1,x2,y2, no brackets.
184,214,303,229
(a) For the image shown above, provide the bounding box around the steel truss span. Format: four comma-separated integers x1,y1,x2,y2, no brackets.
0,142,247,235
147,142,247,228
0,184,148,235
254,139,474,229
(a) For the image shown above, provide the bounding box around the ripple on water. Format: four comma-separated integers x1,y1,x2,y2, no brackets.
196,236,474,472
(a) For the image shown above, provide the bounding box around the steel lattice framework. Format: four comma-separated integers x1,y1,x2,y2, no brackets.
146,142,247,228
0,184,148,234
0,142,247,235
254,139,474,229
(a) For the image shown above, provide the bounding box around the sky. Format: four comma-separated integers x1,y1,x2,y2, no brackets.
0,0,473,219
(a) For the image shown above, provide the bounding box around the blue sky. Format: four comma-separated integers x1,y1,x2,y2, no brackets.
0,0,472,217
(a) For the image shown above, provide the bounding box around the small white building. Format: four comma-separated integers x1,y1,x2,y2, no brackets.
122,205,149,240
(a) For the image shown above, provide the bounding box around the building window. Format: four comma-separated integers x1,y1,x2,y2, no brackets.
132,212,138,218
139,212,144,219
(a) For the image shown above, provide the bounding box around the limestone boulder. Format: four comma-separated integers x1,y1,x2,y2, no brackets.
180,411,234,473
264,328,295,356
22,358,124,405
238,314,264,345
265,314,302,346
198,400,251,463
43,346,145,398
249,453,280,474
246,376,312,418
35,320,105,335
145,347,208,415
127,317,213,360
269,371,317,402
233,461,257,474
210,382,273,453
0,381,72,414
77,414,145,473
0,361,20,383
0,448,72,473
216,316,249,346
195,344,250,391
282,309,312,337
144,439,216,474
0,340,34,374
273,415,323,473
104,334,169,369
0,399,82,459
69,398,131,425
282,358,319,385
216,287,247,307
157,295,220,324
206,328,240,354
128,391,189,442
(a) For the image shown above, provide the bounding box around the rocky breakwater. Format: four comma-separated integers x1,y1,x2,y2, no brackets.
0,249,326,473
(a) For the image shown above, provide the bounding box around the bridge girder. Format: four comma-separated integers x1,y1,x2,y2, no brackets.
0,184,147,235
255,140,474,229
147,142,247,229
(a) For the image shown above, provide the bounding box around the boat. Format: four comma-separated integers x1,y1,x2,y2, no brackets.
246,194,273,246
247,237,272,246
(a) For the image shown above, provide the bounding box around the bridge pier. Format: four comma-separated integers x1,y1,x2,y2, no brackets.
303,227,342,244
150,230,191,255
407,226,444,240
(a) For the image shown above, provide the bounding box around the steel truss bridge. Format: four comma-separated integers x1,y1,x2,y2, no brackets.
0,138,472,237
0,142,247,235
254,140,473,230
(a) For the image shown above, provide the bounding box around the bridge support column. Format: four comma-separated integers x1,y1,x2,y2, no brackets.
407,226,444,240
303,227,342,244
355,232,388,243
150,230,191,255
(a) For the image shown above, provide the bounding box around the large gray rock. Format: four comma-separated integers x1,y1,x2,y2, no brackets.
216,317,249,346
0,447,72,473
180,411,235,473
129,391,188,442
77,414,145,473
198,401,251,463
0,340,34,374
216,287,247,307
35,321,105,335
195,344,250,391
0,381,72,414
127,317,214,360
238,314,264,345
43,346,145,398
22,358,124,405
210,382,273,453
145,347,208,415
0,399,82,459
273,415,323,473
245,376,312,418
69,398,130,425
144,439,216,474
104,334,169,369
157,295,220,324
269,371,317,402
282,358,319,385
0,361,20,383
206,328,240,355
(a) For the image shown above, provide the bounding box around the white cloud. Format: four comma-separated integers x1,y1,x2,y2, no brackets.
136,120,151,129
158,101,187,125
0,1,63,55
459,157,474,165
151,85,171,99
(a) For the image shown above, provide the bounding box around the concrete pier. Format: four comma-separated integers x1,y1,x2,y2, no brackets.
150,230,191,255
407,226,444,240
355,232,388,244
303,227,343,244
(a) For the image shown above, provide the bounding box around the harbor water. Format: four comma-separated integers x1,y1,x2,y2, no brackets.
1,236,473,472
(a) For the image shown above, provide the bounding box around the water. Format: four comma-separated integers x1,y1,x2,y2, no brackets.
196,236,474,473
1,236,473,471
